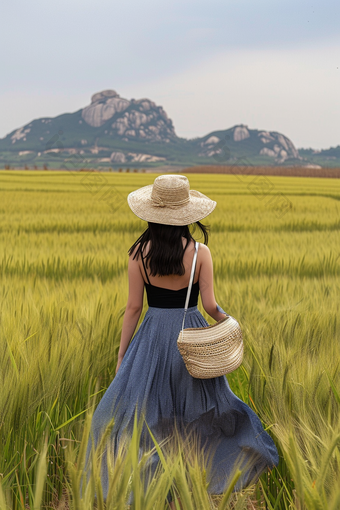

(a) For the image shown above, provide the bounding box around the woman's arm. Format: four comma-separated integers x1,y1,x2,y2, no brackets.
198,244,226,322
116,250,144,373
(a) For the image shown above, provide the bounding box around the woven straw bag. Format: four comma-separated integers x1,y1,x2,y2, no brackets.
177,242,243,379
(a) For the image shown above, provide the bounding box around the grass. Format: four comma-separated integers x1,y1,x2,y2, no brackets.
183,166,340,177
0,171,340,509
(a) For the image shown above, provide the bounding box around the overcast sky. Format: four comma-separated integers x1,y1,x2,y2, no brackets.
1,0,339,149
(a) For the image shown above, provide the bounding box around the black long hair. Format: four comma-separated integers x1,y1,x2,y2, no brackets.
128,221,209,276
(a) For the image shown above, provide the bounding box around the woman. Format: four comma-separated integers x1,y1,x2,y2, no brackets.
86,175,279,504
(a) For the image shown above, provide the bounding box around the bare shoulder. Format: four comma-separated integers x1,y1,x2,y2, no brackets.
129,243,140,261
198,243,210,253
198,243,212,259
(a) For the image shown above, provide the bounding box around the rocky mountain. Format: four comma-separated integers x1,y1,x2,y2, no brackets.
0,89,332,169
81,90,176,142
195,125,300,164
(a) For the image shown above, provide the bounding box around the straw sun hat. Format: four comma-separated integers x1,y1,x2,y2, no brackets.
127,175,216,226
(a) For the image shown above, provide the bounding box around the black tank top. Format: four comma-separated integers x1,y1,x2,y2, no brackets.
141,255,199,309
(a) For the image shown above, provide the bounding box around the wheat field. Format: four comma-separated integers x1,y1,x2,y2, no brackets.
0,170,340,509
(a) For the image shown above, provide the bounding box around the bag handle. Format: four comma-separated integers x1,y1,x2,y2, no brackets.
181,241,199,331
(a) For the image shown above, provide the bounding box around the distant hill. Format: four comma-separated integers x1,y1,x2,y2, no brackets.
298,146,340,168
0,89,338,169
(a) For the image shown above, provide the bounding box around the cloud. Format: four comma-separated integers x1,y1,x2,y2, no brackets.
1,0,339,90
0,0,339,148
123,40,340,149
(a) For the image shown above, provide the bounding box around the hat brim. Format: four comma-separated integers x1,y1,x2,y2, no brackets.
127,184,216,226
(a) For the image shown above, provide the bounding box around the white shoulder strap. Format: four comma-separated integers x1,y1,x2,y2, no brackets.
181,241,199,330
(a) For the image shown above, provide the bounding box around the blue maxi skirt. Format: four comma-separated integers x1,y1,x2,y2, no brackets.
86,305,279,497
